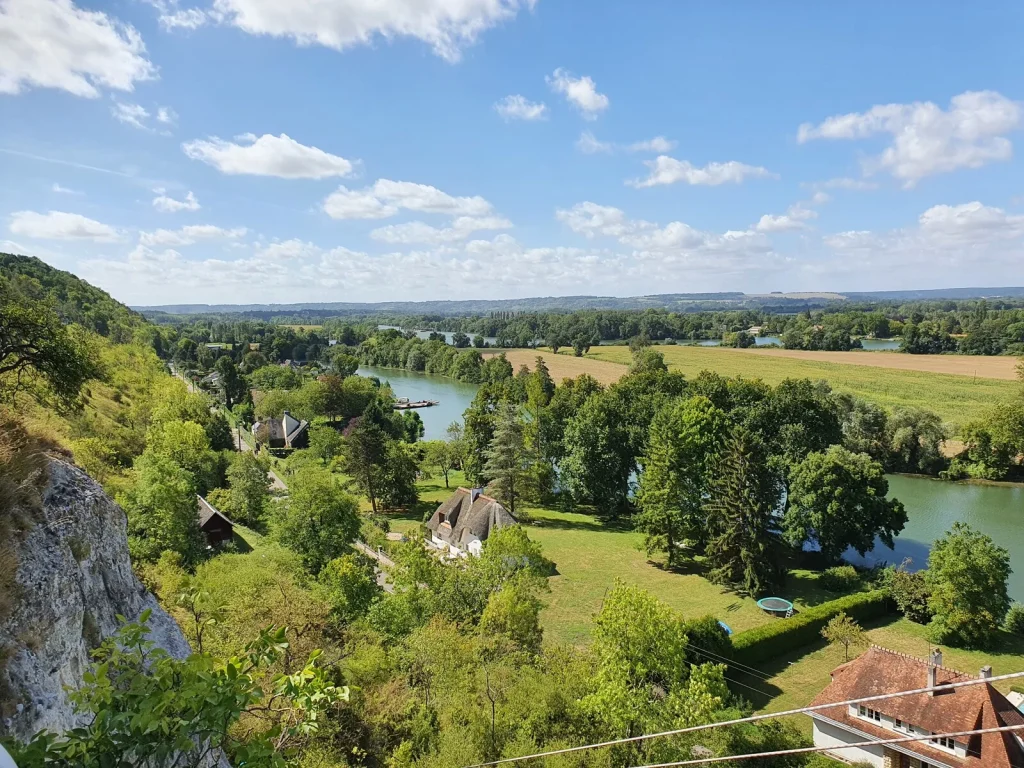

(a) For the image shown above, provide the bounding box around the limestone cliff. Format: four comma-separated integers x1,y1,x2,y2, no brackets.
0,459,191,742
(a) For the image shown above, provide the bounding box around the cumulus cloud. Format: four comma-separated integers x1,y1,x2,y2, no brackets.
153,191,200,212
139,224,247,246
556,202,647,238
824,201,1024,278
494,95,547,121
370,216,512,245
576,131,613,154
209,0,533,62
798,90,1022,186
323,179,493,220
547,68,609,119
629,156,776,188
0,0,155,97
627,136,676,153
159,7,209,29
182,133,355,178
156,106,177,124
9,210,119,241
755,203,818,233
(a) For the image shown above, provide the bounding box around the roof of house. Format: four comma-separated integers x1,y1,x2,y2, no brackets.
253,411,309,446
809,646,1024,768
282,411,307,444
197,495,234,529
426,487,517,549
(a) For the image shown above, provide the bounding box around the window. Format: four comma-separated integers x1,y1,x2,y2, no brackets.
894,718,903,730
857,705,881,722
930,735,956,750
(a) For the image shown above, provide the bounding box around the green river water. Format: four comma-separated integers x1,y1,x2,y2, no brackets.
360,365,1024,601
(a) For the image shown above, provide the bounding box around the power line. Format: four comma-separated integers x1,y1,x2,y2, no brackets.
683,642,775,682
463,669,1024,768
630,724,1024,768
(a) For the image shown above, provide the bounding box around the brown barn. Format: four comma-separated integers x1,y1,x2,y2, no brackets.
197,495,234,546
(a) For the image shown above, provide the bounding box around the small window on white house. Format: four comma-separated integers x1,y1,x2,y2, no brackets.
894,718,903,730
857,705,881,722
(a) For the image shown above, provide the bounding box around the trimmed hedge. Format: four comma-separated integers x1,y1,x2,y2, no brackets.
731,590,893,666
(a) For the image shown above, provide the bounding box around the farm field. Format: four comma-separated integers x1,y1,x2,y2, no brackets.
495,348,1017,426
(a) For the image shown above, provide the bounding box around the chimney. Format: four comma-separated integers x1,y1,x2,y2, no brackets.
928,649,942,695
980,665,992,680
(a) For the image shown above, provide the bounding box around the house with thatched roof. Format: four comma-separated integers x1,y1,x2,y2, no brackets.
425,487,517,557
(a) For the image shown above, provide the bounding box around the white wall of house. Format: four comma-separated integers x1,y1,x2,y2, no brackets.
467,538,483,557
812,719,885,768
845,704,967,762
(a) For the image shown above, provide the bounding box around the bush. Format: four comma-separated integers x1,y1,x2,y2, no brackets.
880,563,932,624
820,565,860,593
731,590,892,666
1004,603,1024,636
682,615,733,666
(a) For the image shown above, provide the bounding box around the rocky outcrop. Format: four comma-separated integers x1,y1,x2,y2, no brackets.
0,459,191,742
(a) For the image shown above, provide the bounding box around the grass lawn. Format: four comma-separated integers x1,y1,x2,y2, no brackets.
388,473,863,646
586,346,1014,427
730,616,1024,737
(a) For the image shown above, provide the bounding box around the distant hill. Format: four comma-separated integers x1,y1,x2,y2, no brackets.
0,253,145,339
134,286,1024,317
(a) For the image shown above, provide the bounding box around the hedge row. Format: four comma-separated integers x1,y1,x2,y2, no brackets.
731,589,893,666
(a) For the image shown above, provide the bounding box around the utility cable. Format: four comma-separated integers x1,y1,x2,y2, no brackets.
630,724,1024,768
463,669,1024,768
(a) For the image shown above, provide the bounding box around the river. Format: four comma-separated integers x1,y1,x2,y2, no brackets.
361,365,1024,601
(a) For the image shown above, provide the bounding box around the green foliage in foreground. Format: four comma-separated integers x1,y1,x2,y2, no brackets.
731,590,892,666
4,614,346,768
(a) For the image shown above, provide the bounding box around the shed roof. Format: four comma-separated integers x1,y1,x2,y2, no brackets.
197,495,234,529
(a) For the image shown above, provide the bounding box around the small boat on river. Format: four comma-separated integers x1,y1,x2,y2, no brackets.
394,397,439,410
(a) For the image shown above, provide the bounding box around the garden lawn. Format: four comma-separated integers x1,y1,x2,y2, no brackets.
729,616,1024,738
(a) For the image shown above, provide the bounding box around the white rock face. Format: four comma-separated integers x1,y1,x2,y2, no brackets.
0,459,191,742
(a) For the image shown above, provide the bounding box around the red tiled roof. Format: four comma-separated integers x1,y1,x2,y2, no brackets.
809,646,1024,768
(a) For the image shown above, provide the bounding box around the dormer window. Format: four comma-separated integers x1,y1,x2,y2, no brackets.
930,734,956,751
857,705,881,722
894,718,903,731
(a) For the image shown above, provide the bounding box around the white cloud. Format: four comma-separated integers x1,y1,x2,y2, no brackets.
112,102,150,129
0,0,155,97
547,68,609,119
370,215,512,244
139,224,247,246
156,106,177,124
627,136,676,153
494,94,547,121
755,204,817,233
159,7,209,29
323,179,494,220
629,156,776,188
798,90,1022,186
209,0,533,62
182,133,355,178
823,201,1024,278
9,210,119,241
322,186,398,220
576,131,613,154
52,183,82,195
556,202,647,238
153,191,200,212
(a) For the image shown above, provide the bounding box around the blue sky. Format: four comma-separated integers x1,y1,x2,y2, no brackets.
1,0,1023,305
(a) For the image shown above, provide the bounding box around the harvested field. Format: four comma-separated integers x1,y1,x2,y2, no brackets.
491,347,1017,427
700,347,1019,380
485,349,626,386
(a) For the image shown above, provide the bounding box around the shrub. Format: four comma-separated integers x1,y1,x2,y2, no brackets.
731,590,892,666
881,564,932,624
683,614,733,665
1004,603,1024,636
820,565,860,593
